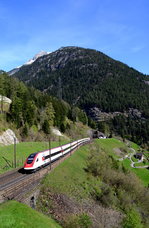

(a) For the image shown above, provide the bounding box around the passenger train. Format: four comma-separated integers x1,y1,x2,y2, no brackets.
24,138,90,172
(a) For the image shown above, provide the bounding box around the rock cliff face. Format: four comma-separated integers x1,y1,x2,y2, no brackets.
0,129,19,146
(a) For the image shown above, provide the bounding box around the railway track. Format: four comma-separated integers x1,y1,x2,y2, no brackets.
0,169,27,189
0,158,61,202
0,141,90,203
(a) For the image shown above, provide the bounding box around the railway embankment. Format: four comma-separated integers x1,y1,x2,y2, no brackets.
0,139,90,204
0,138,149,228
36,139,149,228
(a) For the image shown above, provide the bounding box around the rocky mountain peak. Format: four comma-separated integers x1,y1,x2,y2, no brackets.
24,51,49,66
8,51,49,76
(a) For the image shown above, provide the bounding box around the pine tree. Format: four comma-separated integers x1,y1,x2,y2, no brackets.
45,102,55,126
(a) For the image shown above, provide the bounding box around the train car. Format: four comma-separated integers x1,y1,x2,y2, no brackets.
24,138,90,172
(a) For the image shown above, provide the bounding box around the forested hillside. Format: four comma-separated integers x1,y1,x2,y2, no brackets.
10,46,149,146
11,46,149,113
0,72,88,140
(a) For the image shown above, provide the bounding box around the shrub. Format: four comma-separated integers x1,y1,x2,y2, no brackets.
99,184,118,207
63,213,92,228
86,148,111,177
122,208,143,228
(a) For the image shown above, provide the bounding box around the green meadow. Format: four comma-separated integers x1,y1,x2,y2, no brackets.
40,143,94,199
0,138,148,186
0,201,62,228
0,140,68,174
40,138,149,198
96,138,130,158
97,139,149,187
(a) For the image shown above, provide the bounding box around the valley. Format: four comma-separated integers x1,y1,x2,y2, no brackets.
0,46,149,228
0,0,149,225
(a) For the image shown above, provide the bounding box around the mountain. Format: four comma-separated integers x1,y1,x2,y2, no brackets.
9,46,149,145
10,46,149,113
8,51,49,76
24,51,49,66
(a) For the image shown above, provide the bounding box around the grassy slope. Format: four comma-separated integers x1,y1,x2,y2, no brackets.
135,162,149,166
97,139,149,187
42,143,93,199
122,159,149,186
0,141,68,174
41,138,149,195
0,201,61,228
37,138,149,228
97,138,129,158
1,138,148,227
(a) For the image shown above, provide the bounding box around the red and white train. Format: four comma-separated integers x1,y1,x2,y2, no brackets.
24,138,90,172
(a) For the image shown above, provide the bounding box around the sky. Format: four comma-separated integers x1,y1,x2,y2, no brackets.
0,0,149,74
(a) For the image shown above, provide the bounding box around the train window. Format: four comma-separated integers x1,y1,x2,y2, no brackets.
27,158,33,164
36,158,39,162
27,153,38,164
28,153,37,158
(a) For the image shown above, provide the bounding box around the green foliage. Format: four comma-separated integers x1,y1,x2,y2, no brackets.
88,117,96,129
71,107,88,125
0,72,88,137
10,96,24,127
37,139,149,227
64,213,92,228
23,100,37,126
105,115,149,146
86,148,110,177
98,122,110,135
42,119,50,134
78,110,88,125
122,158,149,187
84,140,149,226
122,208,143,228
22,122,29,136
99,184,118,207
45,101,55,126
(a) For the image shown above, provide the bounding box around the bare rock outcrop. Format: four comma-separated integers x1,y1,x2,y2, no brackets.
0,129,19,146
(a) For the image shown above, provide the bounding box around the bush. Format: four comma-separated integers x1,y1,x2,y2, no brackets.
122,208,143,228
63,213,92,228
99,184,118,207
86,148,110,177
